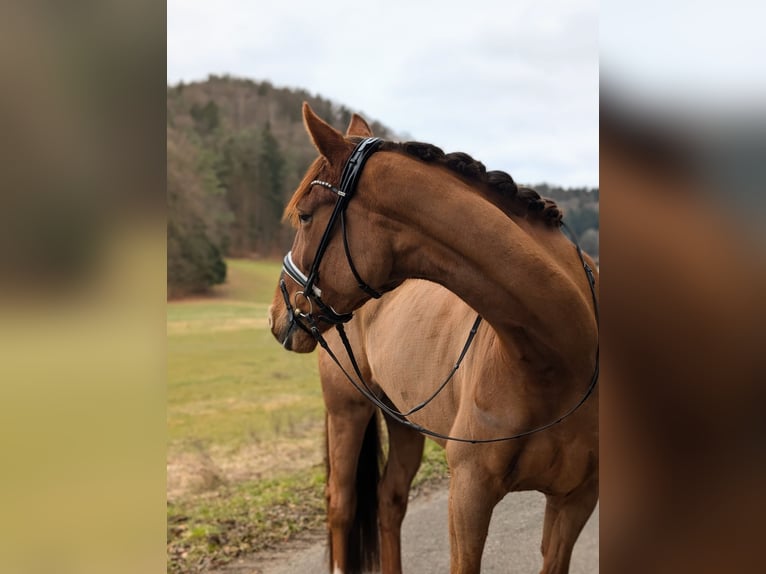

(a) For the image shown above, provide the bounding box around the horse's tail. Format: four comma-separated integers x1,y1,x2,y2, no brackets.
326,411,382,573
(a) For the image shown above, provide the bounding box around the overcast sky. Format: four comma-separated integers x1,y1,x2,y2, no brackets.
168,0,598,188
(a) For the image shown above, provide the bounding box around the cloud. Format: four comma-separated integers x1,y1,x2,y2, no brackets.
168,0,598,187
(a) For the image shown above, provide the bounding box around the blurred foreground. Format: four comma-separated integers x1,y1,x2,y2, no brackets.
601,3,766,571
0,2,166,573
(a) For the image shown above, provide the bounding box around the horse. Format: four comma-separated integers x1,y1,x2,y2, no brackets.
314,114,591,574
268,103,599,574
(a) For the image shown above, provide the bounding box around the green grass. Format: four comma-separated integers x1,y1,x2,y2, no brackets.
415,440,450,485
167,258,447,574
168,327,323,450
168,465,327,573
166,300,267,323
167,259,323,451
219,258,284,303
167,259,329,573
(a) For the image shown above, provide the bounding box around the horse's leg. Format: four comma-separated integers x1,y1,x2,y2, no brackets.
325,403,378,574
378,415,425,574
446,451,504,574
541,495,558,558
539,478,598,574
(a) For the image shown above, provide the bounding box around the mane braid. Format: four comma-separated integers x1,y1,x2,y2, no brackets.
379,141,563,226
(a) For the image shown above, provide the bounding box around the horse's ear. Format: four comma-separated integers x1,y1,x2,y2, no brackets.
303,102,350,163
345,113,373,137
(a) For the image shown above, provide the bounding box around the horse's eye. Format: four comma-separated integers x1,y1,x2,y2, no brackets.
298,213,312,224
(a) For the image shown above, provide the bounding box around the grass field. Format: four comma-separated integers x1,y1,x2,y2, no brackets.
167,259,447,573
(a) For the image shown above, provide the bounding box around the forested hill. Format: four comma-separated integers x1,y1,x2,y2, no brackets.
536,184,599,261
167,75,598,297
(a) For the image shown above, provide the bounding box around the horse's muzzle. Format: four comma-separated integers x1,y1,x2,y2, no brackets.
268,295,317,353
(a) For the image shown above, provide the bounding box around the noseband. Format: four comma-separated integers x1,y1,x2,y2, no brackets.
280,137,383,343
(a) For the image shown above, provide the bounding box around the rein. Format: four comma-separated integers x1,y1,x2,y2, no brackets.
318,235,598,444
280,138,599,443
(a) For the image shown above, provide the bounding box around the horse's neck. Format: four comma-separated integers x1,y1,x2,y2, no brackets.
366,154,597,376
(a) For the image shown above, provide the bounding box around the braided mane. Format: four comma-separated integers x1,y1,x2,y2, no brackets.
284,138,564,228
379,141,563,227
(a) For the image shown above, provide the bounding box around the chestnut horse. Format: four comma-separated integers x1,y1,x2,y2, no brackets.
269,104,599,574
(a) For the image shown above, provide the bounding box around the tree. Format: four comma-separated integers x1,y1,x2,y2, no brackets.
579,228,599,260
255,123,286,253
216,130,261,255
190,101,220,136
167,127,231,296
564,205,599,239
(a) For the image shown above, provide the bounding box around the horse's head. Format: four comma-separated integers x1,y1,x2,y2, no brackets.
269,104,398,352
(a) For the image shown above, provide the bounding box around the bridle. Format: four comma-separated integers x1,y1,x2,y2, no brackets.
279,137,384,344
280,136,599,443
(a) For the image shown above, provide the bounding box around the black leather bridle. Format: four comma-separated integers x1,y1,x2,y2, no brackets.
279,136,599,443
279,137,384,345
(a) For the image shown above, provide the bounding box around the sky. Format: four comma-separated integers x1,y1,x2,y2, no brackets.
168,0,599,188
600,0,766,115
